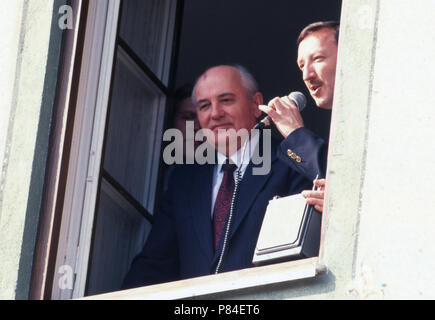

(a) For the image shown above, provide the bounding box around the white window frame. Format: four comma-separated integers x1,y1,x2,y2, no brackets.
51,0,178,300
82,257,324,300
51,0,120,300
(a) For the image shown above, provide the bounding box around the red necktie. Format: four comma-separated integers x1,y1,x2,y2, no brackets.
213,163,237,251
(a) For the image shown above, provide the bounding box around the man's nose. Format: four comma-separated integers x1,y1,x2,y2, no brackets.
302,64,316,82
210,103,224,119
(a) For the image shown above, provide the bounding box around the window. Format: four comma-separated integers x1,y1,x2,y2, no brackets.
86,0,178,295
49,0,181,299
88,0,340,298
44,0,342,300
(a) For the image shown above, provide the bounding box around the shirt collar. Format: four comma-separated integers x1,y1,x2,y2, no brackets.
216,133,260,175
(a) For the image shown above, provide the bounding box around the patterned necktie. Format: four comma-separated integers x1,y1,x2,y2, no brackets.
213,162,238,251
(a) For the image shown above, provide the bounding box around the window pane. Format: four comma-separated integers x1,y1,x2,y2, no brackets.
103,47,165,212
119,0,176,84
86,178,152,296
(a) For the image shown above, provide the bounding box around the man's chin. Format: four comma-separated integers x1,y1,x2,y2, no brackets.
206,130,250,155
317,100,333,110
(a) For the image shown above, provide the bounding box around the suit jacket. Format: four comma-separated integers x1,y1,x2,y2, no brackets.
122,132,313,289
277,127,328,181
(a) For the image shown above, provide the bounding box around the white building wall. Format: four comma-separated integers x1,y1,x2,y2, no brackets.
0,1,25,198
352,0,435,299
0,0,56,299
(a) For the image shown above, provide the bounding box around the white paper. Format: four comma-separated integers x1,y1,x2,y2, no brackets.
256,194,307,251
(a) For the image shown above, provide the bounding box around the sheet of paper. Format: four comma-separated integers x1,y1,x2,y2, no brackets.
256,194,307,251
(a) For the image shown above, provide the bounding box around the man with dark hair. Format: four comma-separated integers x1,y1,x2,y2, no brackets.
297,20,339,111
172,84,199,137
171,83,201,159
297,20,339,47
259,21,339,212
162,84,200,192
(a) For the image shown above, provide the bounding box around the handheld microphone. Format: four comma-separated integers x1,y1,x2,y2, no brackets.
258,91,307,128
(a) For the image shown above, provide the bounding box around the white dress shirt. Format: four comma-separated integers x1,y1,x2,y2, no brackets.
211,133,260,216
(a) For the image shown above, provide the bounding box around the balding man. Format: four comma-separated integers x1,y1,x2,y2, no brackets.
122,65,314,288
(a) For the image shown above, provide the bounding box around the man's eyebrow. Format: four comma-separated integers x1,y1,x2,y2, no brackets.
218,93,235,98
196,98,209,105
196,93,235,105
297,50,323,66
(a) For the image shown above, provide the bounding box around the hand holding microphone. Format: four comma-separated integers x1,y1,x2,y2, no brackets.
258,91,307,138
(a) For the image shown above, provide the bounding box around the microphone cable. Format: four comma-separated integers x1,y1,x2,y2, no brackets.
214,122,263,274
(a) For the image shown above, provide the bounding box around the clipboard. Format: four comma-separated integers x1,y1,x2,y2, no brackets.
252,192,321,265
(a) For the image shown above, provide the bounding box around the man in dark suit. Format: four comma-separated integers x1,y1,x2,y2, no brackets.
122,65,316,288
259,21,340,213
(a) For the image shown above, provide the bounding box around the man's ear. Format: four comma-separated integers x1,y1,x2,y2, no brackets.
252,92,263,118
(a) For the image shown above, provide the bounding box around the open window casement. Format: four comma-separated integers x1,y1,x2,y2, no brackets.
46,0,179,299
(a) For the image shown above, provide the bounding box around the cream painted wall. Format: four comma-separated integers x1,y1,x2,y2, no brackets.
352,0,435,299
0,0,56,299
0,2,24,200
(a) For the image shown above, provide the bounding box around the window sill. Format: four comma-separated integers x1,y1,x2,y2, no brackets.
82,257,324,300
